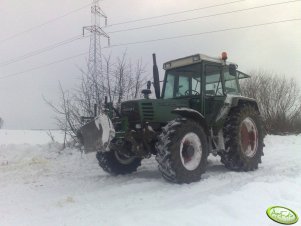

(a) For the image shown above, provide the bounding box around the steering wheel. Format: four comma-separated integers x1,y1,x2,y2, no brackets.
185,90,200,96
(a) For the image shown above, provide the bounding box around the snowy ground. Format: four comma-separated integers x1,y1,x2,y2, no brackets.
0,130,300,226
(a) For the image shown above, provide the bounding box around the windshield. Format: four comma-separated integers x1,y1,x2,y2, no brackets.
163,64,201,99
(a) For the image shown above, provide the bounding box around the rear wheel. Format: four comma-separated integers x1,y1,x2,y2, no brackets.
221,105,265,171
156,118,208,183
96,146,142,175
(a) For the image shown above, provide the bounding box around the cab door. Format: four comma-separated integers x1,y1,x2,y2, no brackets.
204,63,226,125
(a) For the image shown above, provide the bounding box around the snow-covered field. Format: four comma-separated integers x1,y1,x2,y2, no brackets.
0,130,300,226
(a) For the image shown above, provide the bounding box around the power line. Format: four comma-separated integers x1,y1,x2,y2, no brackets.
0,35,89,67
2,0,297,68
1,0,297,68
0,2,94,44
0,51,88,80
107,0,247,27
107,0,301,34
108,18,301,47
1,18,300,80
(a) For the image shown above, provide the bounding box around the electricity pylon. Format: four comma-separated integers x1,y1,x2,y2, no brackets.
82,0,109,108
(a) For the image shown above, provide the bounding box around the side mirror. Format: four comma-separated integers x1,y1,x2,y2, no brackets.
229,64,237,76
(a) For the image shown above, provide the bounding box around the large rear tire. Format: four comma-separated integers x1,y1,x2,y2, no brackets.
96,149,142,175
156,118,208,183
221,105,265,171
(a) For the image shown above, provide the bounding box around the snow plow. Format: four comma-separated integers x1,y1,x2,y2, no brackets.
77,52,265,183
77,113,115,153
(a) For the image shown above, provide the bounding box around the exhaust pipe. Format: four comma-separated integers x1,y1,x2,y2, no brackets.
152,53,160,99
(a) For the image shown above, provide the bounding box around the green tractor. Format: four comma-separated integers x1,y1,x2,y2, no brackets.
77,52,265,183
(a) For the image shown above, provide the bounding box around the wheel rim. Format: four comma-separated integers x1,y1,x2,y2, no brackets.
239,117,258,158
179,132,202,171
114,151,136,165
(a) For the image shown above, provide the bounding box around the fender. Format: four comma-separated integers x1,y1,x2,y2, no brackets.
172,108,209,135
229,96,259,110
215,94,260,123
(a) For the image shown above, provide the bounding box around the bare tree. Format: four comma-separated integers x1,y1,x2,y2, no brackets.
130,58,146,99
115,52,128,104
240,70,301,134
44,82,85,148
45,52,147,145
0,117,3,129
113,53,146,103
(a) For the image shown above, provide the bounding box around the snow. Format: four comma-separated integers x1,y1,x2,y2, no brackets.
94,113,115,151
0,130,301,226
0,130,65,145
179,132,202,171
174,107,205,117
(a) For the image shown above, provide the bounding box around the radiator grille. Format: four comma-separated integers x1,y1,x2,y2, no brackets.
121,101,139,122
141,103,154,121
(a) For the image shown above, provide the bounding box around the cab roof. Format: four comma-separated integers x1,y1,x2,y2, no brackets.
163,53,235,70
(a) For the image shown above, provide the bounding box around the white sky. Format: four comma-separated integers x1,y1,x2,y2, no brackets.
0,0,300,129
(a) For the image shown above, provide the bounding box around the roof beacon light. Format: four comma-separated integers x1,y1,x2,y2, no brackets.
221,52,228,61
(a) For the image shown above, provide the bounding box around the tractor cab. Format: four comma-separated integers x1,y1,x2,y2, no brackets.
159,53,249,124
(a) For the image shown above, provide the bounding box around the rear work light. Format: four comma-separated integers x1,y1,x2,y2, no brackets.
221,52,228,61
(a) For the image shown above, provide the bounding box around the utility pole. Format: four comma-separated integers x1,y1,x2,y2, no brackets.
83,0,110,109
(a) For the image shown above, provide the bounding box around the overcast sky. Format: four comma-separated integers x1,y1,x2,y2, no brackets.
0,0,300,129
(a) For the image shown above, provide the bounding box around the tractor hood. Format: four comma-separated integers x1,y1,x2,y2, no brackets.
121,98,190,127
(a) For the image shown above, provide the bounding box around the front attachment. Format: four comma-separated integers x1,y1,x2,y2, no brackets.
78,113,115,153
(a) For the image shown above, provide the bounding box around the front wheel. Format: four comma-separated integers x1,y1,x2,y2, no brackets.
96,149,142,175
156,118,208,183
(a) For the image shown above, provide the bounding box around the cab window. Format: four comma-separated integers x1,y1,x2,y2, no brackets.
205,65,223,96
224,71,239,94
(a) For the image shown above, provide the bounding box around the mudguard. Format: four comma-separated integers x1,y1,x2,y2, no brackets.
215,94,259,123
172,108,209,135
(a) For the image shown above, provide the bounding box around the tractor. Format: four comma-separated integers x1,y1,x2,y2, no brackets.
77,52,265,183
